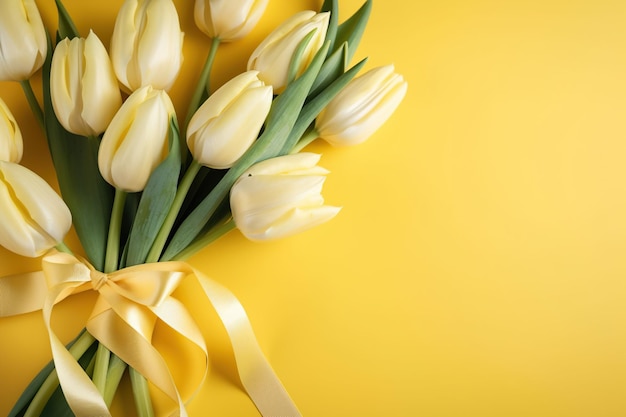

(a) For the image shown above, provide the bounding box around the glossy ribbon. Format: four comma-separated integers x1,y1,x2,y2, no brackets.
0,251,301,417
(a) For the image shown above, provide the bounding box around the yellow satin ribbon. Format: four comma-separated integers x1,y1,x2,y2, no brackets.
0,251,301,417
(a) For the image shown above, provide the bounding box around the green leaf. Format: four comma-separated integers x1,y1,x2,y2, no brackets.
161,42,331,261
281,57,368,154
335,0,372,63
287,29,317,86
309,42,348,98
320,0,339,54
125,119,182,267
42,32,114,271
55,0,80,39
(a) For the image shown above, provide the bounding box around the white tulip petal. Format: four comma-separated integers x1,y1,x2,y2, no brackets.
0,98,23,163
230,153,337,241
0,0,47,81
0,161,71,257
316,65,408,146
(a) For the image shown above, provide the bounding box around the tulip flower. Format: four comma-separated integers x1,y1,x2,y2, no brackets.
50,31,123,137
315,65,407,146
0,0,47,81
0,161,72,257
110,0,184,92
194,0,268,42
187,71,272,169
247,11,329,93
98,85,176,192
0,98,23,163
230,153,340,241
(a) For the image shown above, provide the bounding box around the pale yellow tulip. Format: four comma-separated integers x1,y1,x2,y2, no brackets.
315,65,407,146
187,71,272,169
0,161,72,257
247,11,329,93
0,0,47,81
194,0,268,42
230,153,340,241
98,86,176,192
110,0,184,92
51,31,122,136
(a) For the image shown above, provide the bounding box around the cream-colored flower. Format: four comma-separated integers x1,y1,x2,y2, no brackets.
0,98,23,163
110,0,184,92
187,71,272,169
247,11,329,94
194,0,268,42
315,65,407,146
51,31,122,137
98,86,176,192
0,0,47,81
0,161,72,257
230,153,340,241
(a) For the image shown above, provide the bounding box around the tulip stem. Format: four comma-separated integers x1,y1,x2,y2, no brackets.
146,160,202,263
184,37,221,134
290,127,320,154
92,187,127,409
130,368,155,417
103,354,127,406
92,343,110,395
19,80,44,132
55,241,73,255
104,188,127,273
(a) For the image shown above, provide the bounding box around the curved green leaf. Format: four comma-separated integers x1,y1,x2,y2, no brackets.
125,119,182,267
335,0,372,63
42,32,114,270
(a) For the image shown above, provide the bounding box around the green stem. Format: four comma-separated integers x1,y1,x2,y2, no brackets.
183,37,221,135
54,242,73,255
104,188,127,273
130,368,154,417
23,331,96,417
103,354,127,406
290,127,320,154
92,343,110,395
19,80,44,132
90,187,126,407
172,218,236,261
146,160,202,263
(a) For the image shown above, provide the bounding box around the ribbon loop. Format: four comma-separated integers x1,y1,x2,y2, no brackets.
0,251,302,417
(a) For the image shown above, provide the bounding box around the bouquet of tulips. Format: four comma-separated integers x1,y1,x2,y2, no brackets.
0,0,407,415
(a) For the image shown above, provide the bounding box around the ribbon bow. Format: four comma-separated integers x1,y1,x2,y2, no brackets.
0,251,301,417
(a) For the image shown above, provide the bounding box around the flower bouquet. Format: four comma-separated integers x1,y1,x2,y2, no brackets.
0,0,406,415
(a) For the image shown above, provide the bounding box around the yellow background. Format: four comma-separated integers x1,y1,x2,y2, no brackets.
1,0,626,416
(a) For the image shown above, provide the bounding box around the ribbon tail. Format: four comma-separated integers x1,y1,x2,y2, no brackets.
0,271,48,316
88,308,188,417
43,283,112,417
193,269,302,417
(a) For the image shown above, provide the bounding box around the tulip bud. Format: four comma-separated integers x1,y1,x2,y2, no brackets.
0,161,72,257
230,153,340,241
315,65,407,146
194,0,268,42
98,86,176,192
247,11,329,94
187,71,272,169
110,0,184,92
50,31,123,137
0,0,47,81
0,98,23,163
